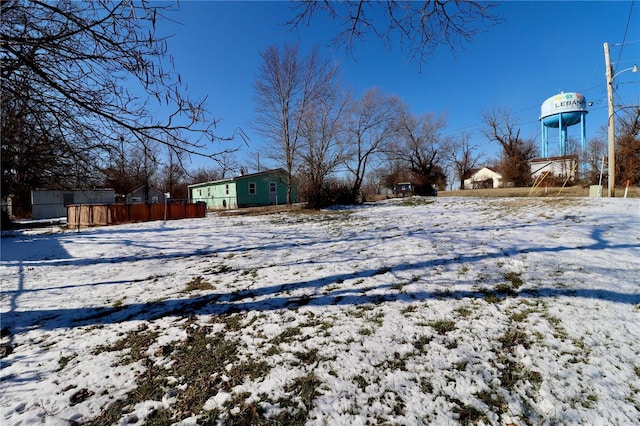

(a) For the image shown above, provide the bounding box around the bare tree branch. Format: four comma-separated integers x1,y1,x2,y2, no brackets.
342,88,401,202
390,108,447,193
254,43,337,204
287,1,500,65
481,108,537,187
445,133,483,190
1,0,235,215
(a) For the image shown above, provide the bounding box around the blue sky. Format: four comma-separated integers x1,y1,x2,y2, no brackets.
155,1,640,172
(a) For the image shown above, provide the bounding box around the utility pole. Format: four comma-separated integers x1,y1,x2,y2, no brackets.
604,42,615,198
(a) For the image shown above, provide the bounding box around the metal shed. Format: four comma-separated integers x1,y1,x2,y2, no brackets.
31,189,115,220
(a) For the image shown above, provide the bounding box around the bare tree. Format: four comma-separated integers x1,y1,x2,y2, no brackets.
342,88,401,203
583,137,607,185
211,151,240,179
103,137,140,202
481,108,537,187
186,152,240,192
243,152,267,174
447,133,483,190
160,149,188,199
1,0,232,217
391,109,447,194
189,167,223,186
378,158,413,194
616,106,640,186
254,43,337,204
563,136,582,158
297,85,349,208
129,142,160,204
288,1,500,64
363,167,388,199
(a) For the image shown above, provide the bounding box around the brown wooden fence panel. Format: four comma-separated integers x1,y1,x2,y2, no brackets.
150,204,164,221
186,203,197,218
67,202,205,227
92,205,109,226
67,205,78,226
128,204,149,222
168,203,179,219
108,205,128,224
195,203,207,217
79,205,92,226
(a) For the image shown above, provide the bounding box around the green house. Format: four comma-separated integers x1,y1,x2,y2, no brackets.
188,168,296,210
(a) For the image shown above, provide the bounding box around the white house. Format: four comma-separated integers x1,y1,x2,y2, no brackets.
529,155,578,180
463,167,503,189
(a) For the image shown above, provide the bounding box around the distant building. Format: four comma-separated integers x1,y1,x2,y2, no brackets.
126,186,168,204
2,196,13,219
529,155,578,180
463,167,503,189
31,189,115,220
188,168,295,210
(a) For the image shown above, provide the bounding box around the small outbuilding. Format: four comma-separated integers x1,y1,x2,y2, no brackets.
31,189,115,220
463,167,503,189
529,155,578,180
126,186,168,204
188,168,295,210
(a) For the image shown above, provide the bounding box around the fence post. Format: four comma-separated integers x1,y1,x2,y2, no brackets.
624,180,631,198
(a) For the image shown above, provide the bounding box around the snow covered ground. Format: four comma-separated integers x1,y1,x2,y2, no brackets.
1,197,639,425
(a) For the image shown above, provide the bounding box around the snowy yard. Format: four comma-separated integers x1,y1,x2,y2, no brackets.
1,197,639,425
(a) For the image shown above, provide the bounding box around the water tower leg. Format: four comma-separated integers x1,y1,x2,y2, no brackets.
580,113,586,152
580,113,587,176
541,121,548,158
558,113,566,156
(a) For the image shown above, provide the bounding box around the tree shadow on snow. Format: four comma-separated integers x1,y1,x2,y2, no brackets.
2,223,639,335
2,245,639,335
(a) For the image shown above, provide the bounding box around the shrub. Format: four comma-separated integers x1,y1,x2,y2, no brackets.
1,208,13,231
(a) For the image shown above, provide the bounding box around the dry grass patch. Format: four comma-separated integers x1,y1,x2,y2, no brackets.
440,185,640,198
183,276,214,292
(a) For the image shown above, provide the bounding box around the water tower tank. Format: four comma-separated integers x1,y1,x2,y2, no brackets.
540,92,588,126
539,92,588,157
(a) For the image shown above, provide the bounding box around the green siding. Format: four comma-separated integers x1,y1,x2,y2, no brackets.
188,169,296,210
190,180,237,209
235,174,289,207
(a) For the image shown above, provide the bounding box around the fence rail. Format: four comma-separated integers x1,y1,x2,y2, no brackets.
67,201,206,228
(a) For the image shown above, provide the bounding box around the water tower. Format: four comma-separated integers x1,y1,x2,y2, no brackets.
539,92,588,157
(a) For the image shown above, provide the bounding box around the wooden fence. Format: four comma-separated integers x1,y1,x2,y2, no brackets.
67,202,206,227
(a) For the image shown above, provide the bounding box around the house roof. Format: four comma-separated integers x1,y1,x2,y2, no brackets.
464,166,502,179
530,154,579,163
128,185,165,195
188,168,288,189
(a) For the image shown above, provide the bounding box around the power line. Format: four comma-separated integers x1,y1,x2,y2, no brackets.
615,0,636,66
610,39,640,46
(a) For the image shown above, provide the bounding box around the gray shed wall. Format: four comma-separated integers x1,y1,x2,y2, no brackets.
31,189,115,220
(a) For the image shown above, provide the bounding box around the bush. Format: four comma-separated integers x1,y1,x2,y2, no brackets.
413,183,438,196
303,182,357,209
1,208,13,231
